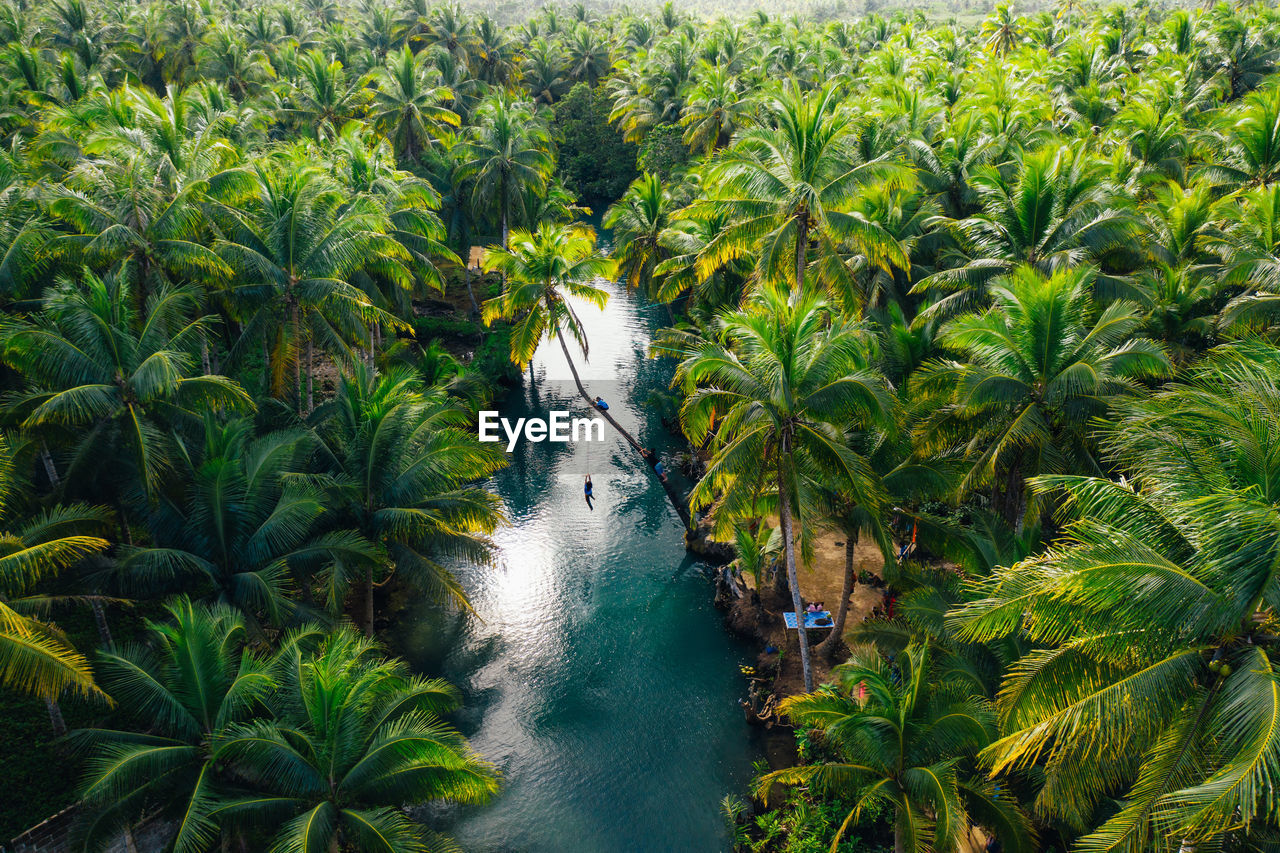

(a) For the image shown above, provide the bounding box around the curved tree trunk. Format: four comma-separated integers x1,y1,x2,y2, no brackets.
818,533,857,660
555,330,693,531
778,438,814,693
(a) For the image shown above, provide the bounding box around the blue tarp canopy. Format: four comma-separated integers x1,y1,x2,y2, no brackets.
783,610,834,629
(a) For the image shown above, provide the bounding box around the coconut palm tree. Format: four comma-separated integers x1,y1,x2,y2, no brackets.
41,146,233,310
603,172,675,301
982,4,1023,56
370,45,459,165
309,364,504,635
686,82,908,311
1214,183,1280,331
948,340,1280,852
72,599,271,852
279,49,370,141
914,145,1141,322
758,642,1034,853
913,266,1170,527
1204,87,1280,188
0,434,109,706
813,436,953,659
214,627,499,853
679,63,750,156
111,418,366,630
1,268,251,507
675,284,893,691
454,95,553,252
213,160,406,412
480,221,612,382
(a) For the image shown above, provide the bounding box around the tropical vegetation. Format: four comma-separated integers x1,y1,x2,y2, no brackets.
0,0,1277,851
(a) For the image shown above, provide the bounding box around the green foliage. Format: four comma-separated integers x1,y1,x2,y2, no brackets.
553,82,639,209
637,122,689,179
0,0,1279,848
732,786,894,853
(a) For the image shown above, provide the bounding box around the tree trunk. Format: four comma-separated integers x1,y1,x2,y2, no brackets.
45,697,66,736
91,600,114,650
305,338,314,413
795,215,808,295
778,439,814,692
894,820,905,853
39,442,58,488
464,263,481,319
124,828,139,853
818,533,857,659
292,303,303,415
555,329,693,531
364,565,375,638
117,506,133,546
500,179,510,252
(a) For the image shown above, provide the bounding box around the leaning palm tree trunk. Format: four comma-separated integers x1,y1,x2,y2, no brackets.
818,534,856,659
555,331,693,531
778,440,814,692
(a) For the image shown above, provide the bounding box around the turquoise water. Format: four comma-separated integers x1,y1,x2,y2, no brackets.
392,281,762,852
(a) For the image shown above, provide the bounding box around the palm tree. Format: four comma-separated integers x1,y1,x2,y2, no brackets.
0,434,109,707
214,160,406,412
758,642,1033,853
679,63,750,157
310,364,505,635
603,172,675,301
652,207,749,318
522,38,570,105
982,3,1023,56
913,266,1170,527
1204,87,1280,188
214,628,499,853
370,45,459,165
687,83,908,310
914,146,1140,322
564,24,611,88
674,285,893,691
1,268,251,506
112,418,357,630
280,49,370,141
480,221,612,383
454,95,553,253
72,599,271,852
948,340,1280,852
1214,183,1280,332
41,145,233,309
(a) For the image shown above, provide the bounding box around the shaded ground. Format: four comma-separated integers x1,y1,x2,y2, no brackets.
739,527,888,700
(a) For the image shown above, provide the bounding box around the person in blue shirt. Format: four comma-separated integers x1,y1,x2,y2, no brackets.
595,396,608,410
584,474,594,510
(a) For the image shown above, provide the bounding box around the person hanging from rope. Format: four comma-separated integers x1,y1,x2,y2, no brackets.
584,474,594,510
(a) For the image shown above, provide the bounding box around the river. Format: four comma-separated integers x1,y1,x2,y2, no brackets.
390,278,763,852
